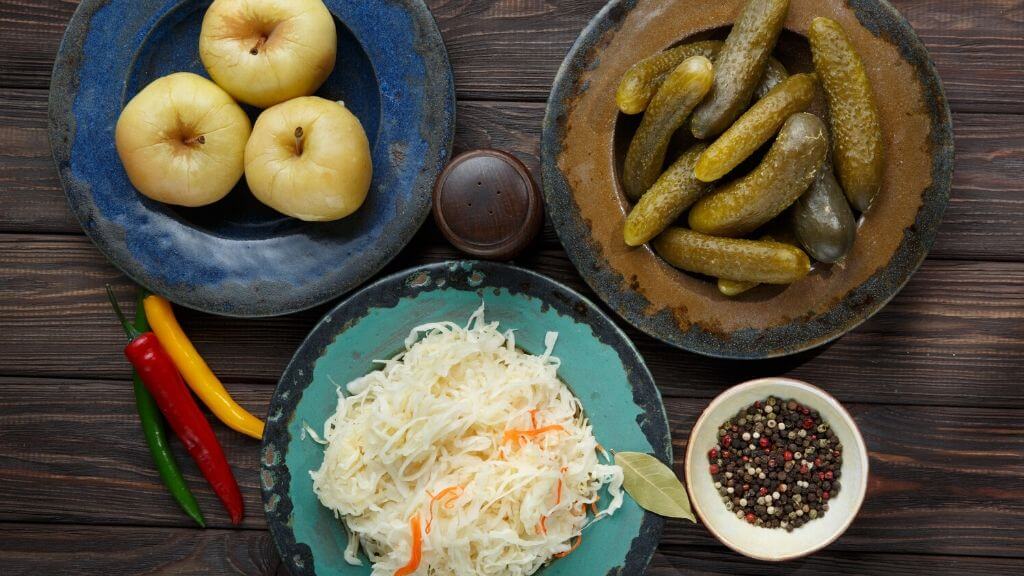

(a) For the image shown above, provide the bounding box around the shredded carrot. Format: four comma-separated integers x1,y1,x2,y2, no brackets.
502,424,564,445
554,535,583,558
528,408,540,429
555,466,567,506
590,494,600,515
537,515,548,535
395,514,422,576
425,486,462,534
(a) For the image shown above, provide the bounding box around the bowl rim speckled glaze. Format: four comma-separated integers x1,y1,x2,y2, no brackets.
541,0,955,358
48,0,455,317
261,260,672,576
683,377,869,561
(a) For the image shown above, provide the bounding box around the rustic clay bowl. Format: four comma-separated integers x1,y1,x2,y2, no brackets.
542,0,954,358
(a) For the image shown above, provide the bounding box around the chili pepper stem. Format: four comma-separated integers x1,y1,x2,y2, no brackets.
106,284,141,341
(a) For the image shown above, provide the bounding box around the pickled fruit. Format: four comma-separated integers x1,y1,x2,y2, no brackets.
754,57,789,100
624,143,711,246
718,277,759,296
653,228,810,284
617,40,722,115
623,56,714,201
793,164,856,263
690,0,790,139
695,73,818,182
809,17,884,212
689,112,828,237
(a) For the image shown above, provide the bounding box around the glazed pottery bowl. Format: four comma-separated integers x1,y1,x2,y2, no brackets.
261,261,671,575
684,378,869,561
542,0,954,358
50,0,454,317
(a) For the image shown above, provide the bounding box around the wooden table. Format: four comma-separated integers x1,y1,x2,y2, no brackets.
1,0,1021,574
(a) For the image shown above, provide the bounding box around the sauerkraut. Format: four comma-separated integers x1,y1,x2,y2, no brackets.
310,305,623,576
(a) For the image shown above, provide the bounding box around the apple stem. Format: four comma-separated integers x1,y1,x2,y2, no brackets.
185,134,205,146
250,36,267,55
294,127,305,156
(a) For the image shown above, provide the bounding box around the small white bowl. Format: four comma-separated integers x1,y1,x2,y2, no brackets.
684,377,869,561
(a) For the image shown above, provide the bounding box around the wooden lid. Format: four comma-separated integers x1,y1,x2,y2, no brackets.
432,149,543,260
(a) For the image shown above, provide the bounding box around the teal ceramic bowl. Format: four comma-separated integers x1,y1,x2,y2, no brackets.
261,261,671,575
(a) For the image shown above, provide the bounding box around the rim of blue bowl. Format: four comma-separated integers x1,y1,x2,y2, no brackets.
540,0,955,359
261,260,672,575
48,0,456,318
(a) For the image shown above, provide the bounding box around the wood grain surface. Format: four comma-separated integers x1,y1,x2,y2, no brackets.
0,0,1021,574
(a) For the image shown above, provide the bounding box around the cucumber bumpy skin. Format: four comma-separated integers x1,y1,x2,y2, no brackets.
653,228,810,284
616,39,788,115
624,143,710,246
689,112,829,237
809,16,884,212
695,73,818,182
754,57,790,101
622,56,714,201
617,40,723,115
793,163,857,263
690,0,790,139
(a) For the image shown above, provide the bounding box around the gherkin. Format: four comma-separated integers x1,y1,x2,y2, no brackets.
809,16,884,212
653,228,810,284
690,0,791,139
624,143,710,246
622,56,714,201
689,113,829,237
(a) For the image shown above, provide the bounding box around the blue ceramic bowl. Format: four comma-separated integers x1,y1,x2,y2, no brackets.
49,0,455,317
261,261,672,575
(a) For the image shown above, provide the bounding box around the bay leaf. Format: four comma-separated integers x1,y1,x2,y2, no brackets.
615,451,695,521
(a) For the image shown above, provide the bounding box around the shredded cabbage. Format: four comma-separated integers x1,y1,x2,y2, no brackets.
310,304,623,576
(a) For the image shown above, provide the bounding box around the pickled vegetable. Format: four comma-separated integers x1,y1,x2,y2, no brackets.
793,164,856,263
624,143,710,246
623,56,714,201
809,17,884,212
754,57,790,100
653,228,810,284
695,73,817,182
690,0,790,139
616,40,785,115
617,41,722,115
718,278,759,296
689,112,828,237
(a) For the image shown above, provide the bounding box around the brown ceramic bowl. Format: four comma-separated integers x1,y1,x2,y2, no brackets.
541,0,953,358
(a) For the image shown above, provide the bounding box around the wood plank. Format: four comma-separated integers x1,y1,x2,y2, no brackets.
2,523,1017,576
0,379,1020,557
1,234,1022,407
3,90,1023,260
0,523,281,576
648,546,1024,575
0,1,1020,113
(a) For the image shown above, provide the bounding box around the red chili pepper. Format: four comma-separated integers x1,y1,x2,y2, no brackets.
107,287,243,524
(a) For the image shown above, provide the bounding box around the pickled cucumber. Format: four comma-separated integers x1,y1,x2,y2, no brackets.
793,163,856,263
616,40,786,115
718,277,759,296
653,228,810,284
617,40,723,115
809,17,884,212
624,143,710,246
690,0,790,139
694,73,817,182
689,112,828,237
623,56,714,201
754,57,790,100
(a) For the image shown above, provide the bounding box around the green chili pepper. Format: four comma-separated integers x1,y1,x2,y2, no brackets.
132,289,206,528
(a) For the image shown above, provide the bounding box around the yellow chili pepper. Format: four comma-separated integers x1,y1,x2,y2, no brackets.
143,295,265,440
